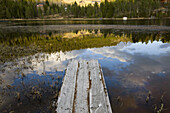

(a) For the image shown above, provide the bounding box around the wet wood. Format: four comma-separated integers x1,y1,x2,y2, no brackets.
56,59,112,113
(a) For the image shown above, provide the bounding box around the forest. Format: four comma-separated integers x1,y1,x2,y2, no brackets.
0,0,169,19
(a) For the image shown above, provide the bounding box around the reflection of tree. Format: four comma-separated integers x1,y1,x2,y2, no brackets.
0,31,169,63
1,31,169,47
130,33,170,44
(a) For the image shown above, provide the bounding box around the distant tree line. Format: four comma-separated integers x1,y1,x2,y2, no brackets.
0,0,169,19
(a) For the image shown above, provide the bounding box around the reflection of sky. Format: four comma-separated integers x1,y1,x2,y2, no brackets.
12,71,64,88
29,44,133,75
9,40,165,93
1,40,170,113
121,40,170,55
2,40,170,91
29,40,170,79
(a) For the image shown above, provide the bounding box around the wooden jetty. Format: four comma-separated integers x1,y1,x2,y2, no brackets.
56,59,112,113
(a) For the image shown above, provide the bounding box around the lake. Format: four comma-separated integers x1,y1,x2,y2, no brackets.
0,19,170,113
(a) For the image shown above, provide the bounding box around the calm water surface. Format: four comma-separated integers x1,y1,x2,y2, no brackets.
1,19,170,26
0,20,170,113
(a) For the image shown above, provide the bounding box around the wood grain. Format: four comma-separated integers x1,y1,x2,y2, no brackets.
56,59,112,113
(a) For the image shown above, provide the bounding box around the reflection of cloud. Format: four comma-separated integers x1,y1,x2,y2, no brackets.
1,40,170,92
90,46,132,62
109,52,170,88
101,41,170,88
31,45,132,74
159,43,170,48
27,42,134,75
1,39,170,113
92,49,126,62
121,41,170,55
30,41,170,88
31,50,86,74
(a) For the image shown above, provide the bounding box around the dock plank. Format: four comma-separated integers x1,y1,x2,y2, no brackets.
56,59,112,113
56,60,78,113
99,65,113,113
89,60,112,113
75,60,89,113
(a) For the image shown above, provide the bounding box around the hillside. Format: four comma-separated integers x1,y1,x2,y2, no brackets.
34,0,115,5
63,0,104,5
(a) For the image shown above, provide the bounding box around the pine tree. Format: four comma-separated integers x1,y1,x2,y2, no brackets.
43,4,49,15
6,8,11,18
38,7,42,17
0,0,6,18
46,0,49,6
106,2,114,18
25,6,31,18
100,2,106,18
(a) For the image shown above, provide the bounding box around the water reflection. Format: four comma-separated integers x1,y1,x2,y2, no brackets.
0,29,170,112
15,40,170,76
122,41,170,55
1,19,170,26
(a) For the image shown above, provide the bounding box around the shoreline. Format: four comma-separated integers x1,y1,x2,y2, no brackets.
0,17,170,21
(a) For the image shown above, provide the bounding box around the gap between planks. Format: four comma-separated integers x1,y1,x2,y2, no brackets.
56,59,112,113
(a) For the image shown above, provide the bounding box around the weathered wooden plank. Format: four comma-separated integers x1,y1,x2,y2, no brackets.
56,59,112,113
99,65,113,113
89,60,112,113
74,60,89,113
56,60,78,113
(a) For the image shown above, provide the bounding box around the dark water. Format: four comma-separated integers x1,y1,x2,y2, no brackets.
0,20,170,113
1,19,170,26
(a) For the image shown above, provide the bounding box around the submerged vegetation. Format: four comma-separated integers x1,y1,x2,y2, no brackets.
0,0,169,19
0,30,170,63
0,55,64,112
